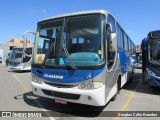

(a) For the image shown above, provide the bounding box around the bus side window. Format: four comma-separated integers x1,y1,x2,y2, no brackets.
107,15,116,70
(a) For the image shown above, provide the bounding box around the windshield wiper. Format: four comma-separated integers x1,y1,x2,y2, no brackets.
42,42,55,66
61,41,77,69
61,18,77,69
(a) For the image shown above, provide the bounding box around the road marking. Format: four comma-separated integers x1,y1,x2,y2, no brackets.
114,81,141,120
13,73,29,92
12,73,55,120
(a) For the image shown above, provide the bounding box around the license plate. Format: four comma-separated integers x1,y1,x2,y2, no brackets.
55,99,67,104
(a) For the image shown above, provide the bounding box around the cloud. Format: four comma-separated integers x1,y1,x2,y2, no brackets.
42,9,47,13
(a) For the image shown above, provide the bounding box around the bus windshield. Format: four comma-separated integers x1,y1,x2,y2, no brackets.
10,48,23,63
34,14,105,68
10,47,32,64
148,40,160,65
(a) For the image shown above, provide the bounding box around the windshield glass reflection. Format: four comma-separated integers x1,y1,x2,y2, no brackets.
34,14,105,68
148,40,160,65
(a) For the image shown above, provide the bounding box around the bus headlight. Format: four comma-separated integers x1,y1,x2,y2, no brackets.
81,83,86,88
93,82,104,89
32,76,42,84
78,82,103,89
87,83,93,89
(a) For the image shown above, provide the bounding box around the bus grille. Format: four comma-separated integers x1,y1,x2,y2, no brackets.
44,82,76,88
42,89,80,100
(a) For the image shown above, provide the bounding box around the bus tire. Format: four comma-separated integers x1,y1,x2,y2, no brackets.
117,75,121,94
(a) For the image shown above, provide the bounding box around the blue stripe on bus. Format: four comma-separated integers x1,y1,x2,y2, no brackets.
118,50,130,73
146,66,160,87
10,63,20,67
32,67,105,83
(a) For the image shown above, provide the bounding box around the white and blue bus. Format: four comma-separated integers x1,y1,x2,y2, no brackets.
142,30,160,87
24,10,136,106
9,46,32,71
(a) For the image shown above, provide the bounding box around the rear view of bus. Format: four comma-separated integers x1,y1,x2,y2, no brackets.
9,47,32,71
141,30,160,87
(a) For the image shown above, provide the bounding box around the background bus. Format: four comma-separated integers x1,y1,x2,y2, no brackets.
141,30,160,87
130,54,137,68
137,53,142,69
5,51,11,66
24,10,136,106
9,46,32,71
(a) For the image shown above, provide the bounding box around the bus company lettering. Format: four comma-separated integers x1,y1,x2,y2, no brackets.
44,74,63,79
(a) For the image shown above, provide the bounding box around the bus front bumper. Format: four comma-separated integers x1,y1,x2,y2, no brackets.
8,64,31,71
31,81,106,106
8,65,23,70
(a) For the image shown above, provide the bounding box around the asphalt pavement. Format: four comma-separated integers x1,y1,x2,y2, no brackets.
0,64,159,120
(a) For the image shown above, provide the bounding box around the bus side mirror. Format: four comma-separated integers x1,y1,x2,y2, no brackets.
23,30,36,57
110,33,117,51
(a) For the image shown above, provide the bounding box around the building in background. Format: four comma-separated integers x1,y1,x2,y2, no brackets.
5,38,33,50
0,38,33,64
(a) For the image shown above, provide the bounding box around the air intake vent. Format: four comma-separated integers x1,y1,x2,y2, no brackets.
42,89,80,100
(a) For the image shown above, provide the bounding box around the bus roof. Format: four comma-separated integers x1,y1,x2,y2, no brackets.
38,10,109,23
38,9,134,46
148,30,160,39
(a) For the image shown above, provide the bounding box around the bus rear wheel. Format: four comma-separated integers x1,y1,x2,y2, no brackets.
111,76,121,101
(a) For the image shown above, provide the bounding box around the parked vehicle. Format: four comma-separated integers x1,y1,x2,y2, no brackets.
137,54,142,69
8,47,32,71
23,10,136,106
141,30,160,87
130,54,137,67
